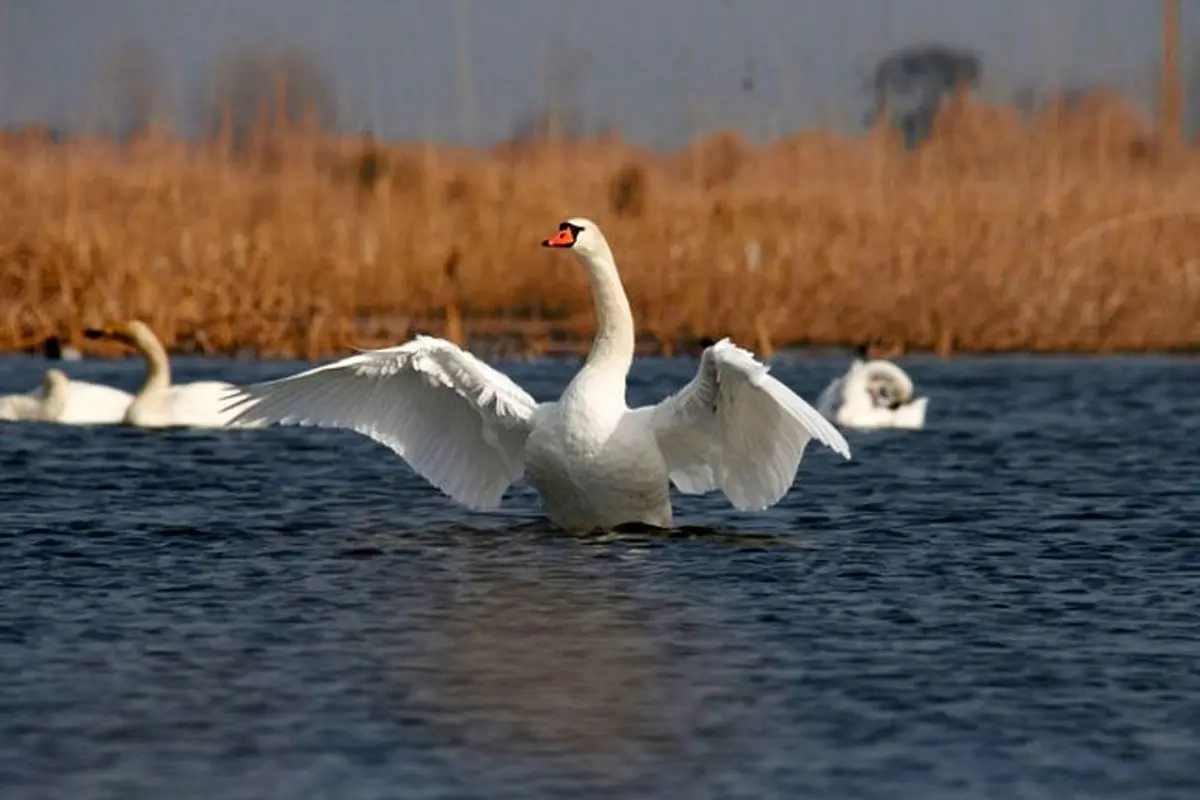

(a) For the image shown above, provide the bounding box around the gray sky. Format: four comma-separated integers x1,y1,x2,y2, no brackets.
0,0,1181,146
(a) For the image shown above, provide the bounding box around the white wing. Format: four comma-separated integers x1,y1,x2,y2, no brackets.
643,338,851,511
222,336,539,510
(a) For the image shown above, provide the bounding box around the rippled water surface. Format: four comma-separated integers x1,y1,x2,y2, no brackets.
2,352,1199,799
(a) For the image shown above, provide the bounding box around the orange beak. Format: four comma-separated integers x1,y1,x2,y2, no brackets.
541,228,576,248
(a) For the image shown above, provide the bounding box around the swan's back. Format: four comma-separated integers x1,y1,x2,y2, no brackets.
56,379,133,425
170,380,252,427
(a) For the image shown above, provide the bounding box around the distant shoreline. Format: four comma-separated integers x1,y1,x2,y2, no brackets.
9,325,1200,363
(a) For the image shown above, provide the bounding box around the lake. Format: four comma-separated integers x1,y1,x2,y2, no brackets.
1,351,1198,799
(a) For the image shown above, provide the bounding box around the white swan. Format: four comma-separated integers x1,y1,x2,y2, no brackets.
84,320,251,429
817,350,928,430
223,217,851,532
0,367,133,425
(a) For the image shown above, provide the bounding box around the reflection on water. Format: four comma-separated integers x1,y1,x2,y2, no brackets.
426,562,668,764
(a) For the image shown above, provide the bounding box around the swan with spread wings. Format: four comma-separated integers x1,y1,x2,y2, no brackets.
223,218,851,532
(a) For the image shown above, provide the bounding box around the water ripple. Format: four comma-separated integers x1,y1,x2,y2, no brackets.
1,353,1198,799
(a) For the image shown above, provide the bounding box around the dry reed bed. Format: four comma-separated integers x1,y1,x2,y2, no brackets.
1,94,1199,359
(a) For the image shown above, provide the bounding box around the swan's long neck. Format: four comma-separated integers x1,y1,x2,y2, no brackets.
40,374,68,421
578,243,635,378
135,332,172,397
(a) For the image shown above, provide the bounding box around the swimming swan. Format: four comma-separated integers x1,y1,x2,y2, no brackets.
223,217,851,532
0,368,132,425
84,320,251,429
817,350,928,430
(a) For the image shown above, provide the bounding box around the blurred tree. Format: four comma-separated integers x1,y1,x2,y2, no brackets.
98,38,170,141
196,46,339,146
864,44,982,148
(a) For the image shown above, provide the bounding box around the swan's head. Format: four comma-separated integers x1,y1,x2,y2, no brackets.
860,361,915,410
84,320,154,349
541,217,611,263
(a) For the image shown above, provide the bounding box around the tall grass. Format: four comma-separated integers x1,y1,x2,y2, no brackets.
1,92,1198,359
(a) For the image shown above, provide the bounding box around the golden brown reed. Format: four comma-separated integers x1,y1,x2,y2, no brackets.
2,93,1199,360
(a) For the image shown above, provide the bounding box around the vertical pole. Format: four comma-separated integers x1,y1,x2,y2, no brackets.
452,0,477,144
1162,0,1183,144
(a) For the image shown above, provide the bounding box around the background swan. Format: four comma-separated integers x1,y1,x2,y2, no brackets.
224,217,851,532
817,349,928,430
84,320,253,429
0,367,132,425
41,335,83,361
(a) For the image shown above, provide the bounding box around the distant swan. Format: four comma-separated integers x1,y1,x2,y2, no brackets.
817,348,928,430
223,217,852,532
0,367,132,425
84,320,253,429
41,336,83,361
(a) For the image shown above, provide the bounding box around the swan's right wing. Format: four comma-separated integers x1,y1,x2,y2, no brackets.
223,336,539,510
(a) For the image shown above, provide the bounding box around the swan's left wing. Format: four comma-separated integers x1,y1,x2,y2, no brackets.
222,336,539,510
643,338,851,511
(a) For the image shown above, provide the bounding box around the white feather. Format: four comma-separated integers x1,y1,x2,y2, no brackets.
223,336,539,510
644,338,852,512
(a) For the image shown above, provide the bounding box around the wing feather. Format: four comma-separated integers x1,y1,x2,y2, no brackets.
645,338,851,511
222,336,539,510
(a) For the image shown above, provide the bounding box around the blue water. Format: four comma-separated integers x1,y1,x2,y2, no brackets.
1,352,1199,799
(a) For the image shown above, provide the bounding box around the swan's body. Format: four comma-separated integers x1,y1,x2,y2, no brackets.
0,369,132,424
817,355,928,430
224,218,851,531
84,321,254,429
46,378,133,424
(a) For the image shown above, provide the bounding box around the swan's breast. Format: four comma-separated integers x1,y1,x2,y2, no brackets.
525,404,670,521
525,401,607,473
